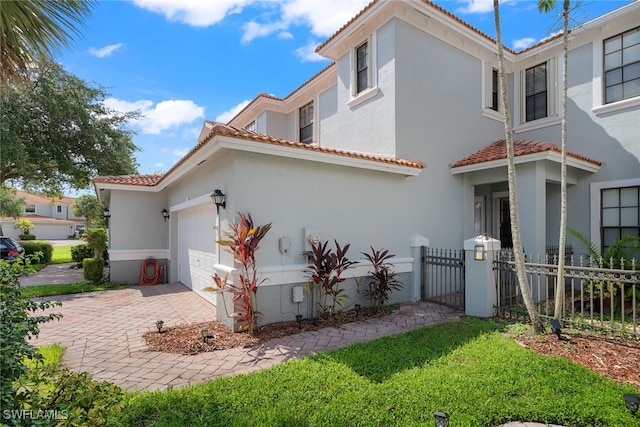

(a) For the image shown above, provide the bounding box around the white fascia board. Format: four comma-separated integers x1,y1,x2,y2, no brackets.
93,183,158,193
451,151,600,175
217,136,423,176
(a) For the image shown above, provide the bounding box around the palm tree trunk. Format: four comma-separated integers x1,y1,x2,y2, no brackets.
493,0,543,333
554,0,570,321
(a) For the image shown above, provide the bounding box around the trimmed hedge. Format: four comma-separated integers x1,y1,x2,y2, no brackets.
83,258,104,283
71,245,94,264
18,234,36,240
20,241,53,264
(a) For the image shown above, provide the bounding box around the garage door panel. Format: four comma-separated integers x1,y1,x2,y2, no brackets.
178,205,217,305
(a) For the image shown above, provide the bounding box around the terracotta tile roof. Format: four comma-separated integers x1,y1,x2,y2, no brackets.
92,174,164,187
451,140,602,168
14,190,75,205
94,123,424,188
315,0,516,55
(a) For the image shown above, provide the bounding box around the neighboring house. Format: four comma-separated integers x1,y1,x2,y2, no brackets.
0,190,86,240
94,0,640,328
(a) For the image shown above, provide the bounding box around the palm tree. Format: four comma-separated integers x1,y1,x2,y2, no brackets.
0,0,93,85
537,0,570,321
493,0,543,333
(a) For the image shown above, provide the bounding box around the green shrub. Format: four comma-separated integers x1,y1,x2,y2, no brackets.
18,233,36,240
71,244,94,264
16,364,125,426
86,227,107,258
20,241,53,263
0,257,61,412
83,257,104,283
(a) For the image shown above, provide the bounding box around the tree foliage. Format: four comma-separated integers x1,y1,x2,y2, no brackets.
0,186,24,219
1,61,139,195
72,194,105,228
0,0,94,85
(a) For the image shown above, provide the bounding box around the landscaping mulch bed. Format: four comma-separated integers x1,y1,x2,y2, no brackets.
144,310,640,387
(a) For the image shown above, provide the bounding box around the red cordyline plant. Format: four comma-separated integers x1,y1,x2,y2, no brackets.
305,240,356,319
211,212,272,335
362,247,403,312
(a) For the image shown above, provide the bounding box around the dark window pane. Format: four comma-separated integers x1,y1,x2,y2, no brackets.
604,26,640,103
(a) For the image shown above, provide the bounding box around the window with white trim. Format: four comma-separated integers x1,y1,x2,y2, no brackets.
604,26,640,104
56,205,63,213
25,204,35,213
299,101,313,144
520,58,557,123
355,41,369,95
245,121,256,132
601,186,640,251
491,68,499,111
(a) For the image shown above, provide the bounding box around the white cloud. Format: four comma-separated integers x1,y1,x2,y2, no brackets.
215,100,251,123
153,162,165,168
104,98,205,134
131,0,252,27
456,0,518,15
295,40,326,62
281,0,370,38
278,31,293,40
89,43,124,58
242,20,289,44
172,147,190,158
513,37,536,50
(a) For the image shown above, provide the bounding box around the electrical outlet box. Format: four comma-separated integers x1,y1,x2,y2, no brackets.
279,236,291,254
292,286,304,303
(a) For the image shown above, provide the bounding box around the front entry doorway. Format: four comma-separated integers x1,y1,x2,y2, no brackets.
495,193,513,249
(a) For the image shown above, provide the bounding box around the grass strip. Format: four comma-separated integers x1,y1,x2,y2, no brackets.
108,318,639,427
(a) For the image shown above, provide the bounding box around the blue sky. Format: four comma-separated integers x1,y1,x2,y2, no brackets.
57,0,631,186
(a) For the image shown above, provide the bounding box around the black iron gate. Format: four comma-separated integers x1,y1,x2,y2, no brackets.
422,247,465,310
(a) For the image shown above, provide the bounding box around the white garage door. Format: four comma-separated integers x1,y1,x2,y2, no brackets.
178,205,217,305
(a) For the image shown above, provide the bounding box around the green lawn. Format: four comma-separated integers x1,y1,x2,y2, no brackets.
108,318,639,427
21,282,129,298
50,244,74,264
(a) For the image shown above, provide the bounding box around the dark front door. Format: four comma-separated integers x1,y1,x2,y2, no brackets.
499,197,513,248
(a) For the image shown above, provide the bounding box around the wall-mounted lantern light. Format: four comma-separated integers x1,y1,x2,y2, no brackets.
474,244,485,261
624,393,640,415
103,207,111,222
433,411,449,427
161,208,170,222
210,189,226,213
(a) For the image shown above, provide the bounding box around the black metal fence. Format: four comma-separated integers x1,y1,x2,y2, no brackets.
422,247,465,310
494,250,639,339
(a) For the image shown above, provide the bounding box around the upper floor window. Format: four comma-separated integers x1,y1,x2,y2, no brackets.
299,101,313,144
601,186,639,252
245,121,256,132
604,26,640,104
356,41,369,94
56,205,63,213
491,69,499,111
525,62,547,122
25,204,35,213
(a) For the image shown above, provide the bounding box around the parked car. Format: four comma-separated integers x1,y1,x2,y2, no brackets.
0,236,25,261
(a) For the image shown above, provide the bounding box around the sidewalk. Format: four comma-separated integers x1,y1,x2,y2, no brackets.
20,263,87,286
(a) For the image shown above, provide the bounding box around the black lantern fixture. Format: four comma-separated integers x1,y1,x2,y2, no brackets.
624,393,640,415
550,318,562,340
210,189,226,213
161,208,170,222
155,320,164,333
433,411,449,427
103,207,111,220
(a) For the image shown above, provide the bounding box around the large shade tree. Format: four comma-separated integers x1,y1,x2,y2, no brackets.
0,0,94,85
1,61,140,196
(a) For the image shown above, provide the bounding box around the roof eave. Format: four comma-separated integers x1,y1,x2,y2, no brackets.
451,151,601,175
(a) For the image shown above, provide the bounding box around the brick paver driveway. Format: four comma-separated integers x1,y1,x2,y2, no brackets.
33,283,461,391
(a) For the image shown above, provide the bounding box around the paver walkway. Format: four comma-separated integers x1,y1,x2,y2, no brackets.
33,283,462,392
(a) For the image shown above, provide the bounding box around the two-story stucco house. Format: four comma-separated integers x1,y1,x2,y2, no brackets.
94,0,640,327
0,190,86,240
